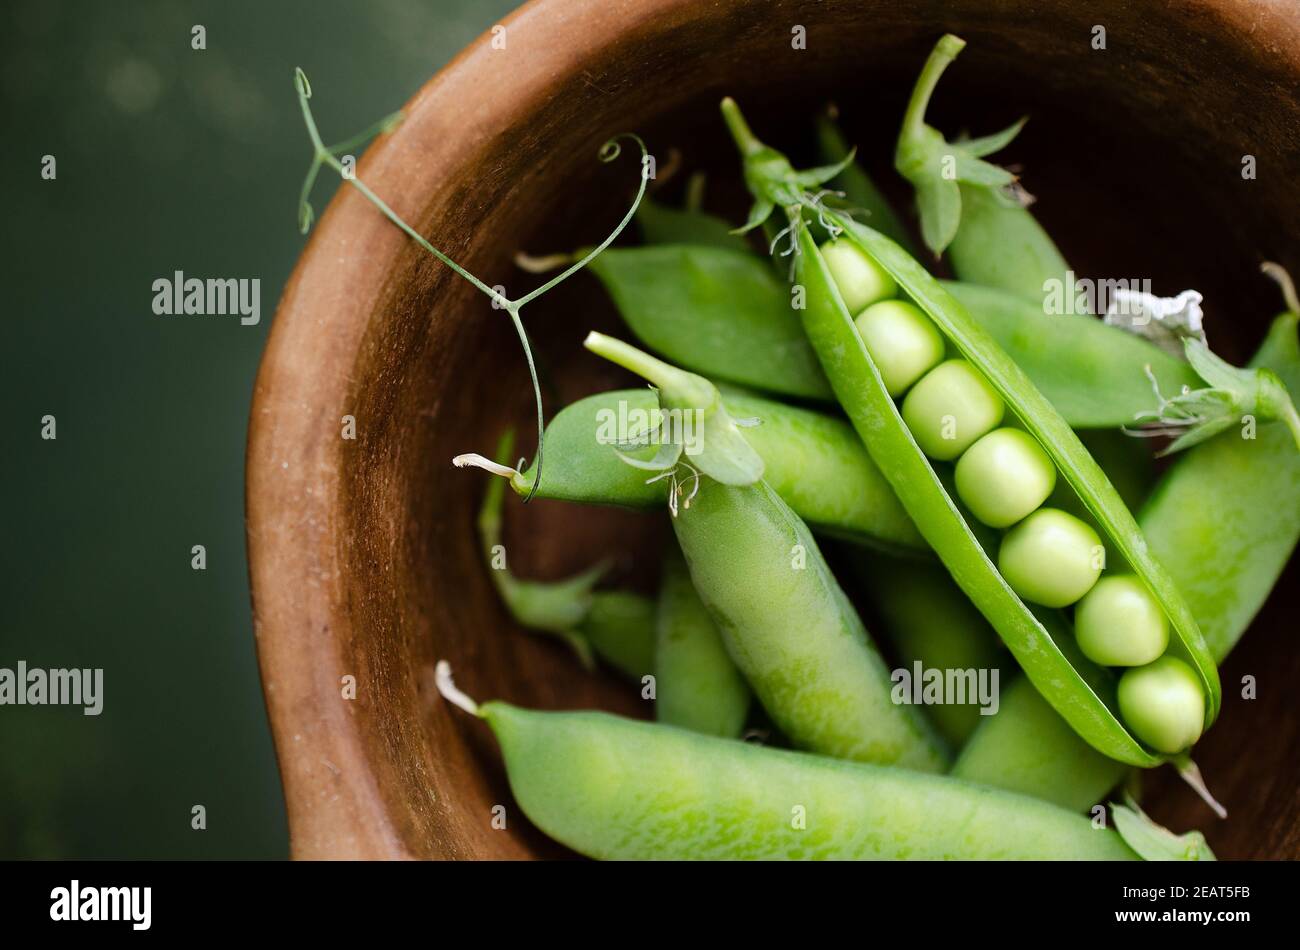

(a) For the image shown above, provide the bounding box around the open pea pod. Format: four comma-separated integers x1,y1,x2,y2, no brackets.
794,213,1220,767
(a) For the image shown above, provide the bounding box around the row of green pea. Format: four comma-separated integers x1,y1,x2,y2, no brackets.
819,238,1204,755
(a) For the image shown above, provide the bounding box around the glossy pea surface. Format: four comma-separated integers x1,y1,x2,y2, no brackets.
955,427,1057,528
1117,656,1205,754
820,239,897,313
843,551,1005,750
582,592,657,680
998,508,1102,607
901,359,1005,460
654,552,750,737
854,299,946,396
483,703,1136,860
673,479,946,771
1075,575,1169,667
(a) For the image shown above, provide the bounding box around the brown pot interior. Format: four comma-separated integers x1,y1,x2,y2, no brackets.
248,0,1300,859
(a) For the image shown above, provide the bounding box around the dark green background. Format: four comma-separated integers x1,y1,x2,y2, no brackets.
1,0,517,859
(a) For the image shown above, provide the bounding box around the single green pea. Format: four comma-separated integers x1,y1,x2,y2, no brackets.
954,427,1057,528
820,238,898,314
1117,656,1205,754
1075,575,1169,667
853,299,946,397
901,359,1005,460
998,508,1103,607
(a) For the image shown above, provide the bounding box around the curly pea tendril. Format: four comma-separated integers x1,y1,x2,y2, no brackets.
293,67,651,500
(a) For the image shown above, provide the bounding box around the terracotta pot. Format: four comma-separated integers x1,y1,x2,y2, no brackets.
247,0,1300,859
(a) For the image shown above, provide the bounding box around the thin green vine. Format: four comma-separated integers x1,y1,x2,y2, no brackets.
293,67,650,499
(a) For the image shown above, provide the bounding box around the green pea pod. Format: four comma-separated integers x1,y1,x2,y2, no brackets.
435,668,1136,860
581,333,947,770
458,387,924,552
586,245,834,400
672,478,946,770
946,185,1072,304
945,282,1202,428
654,550,750,737
793,211,1220,765
815,113,918,254
955,305,1300,809
582,591,656,681
1142,305,1300,659
893,37,1300,451
476,431,655,677
636,193,751,252
954,674,1126,811
842,552,1005,749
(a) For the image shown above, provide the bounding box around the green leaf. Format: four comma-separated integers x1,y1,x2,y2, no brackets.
1184,339,1252,393
1111,797,1216,861
1159,412,1237,456
733,197,775,234
915,177,962,255
615,439,683,472
792,150,857,188
960,116,1027,158
689,413,766,486
953,151,1016,188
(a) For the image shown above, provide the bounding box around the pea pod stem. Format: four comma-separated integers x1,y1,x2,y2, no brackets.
584,331,703,398
720,97,764,158
435,660,480,716
900,34,965,143
894,36,1069,297
1263,260,1300,314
